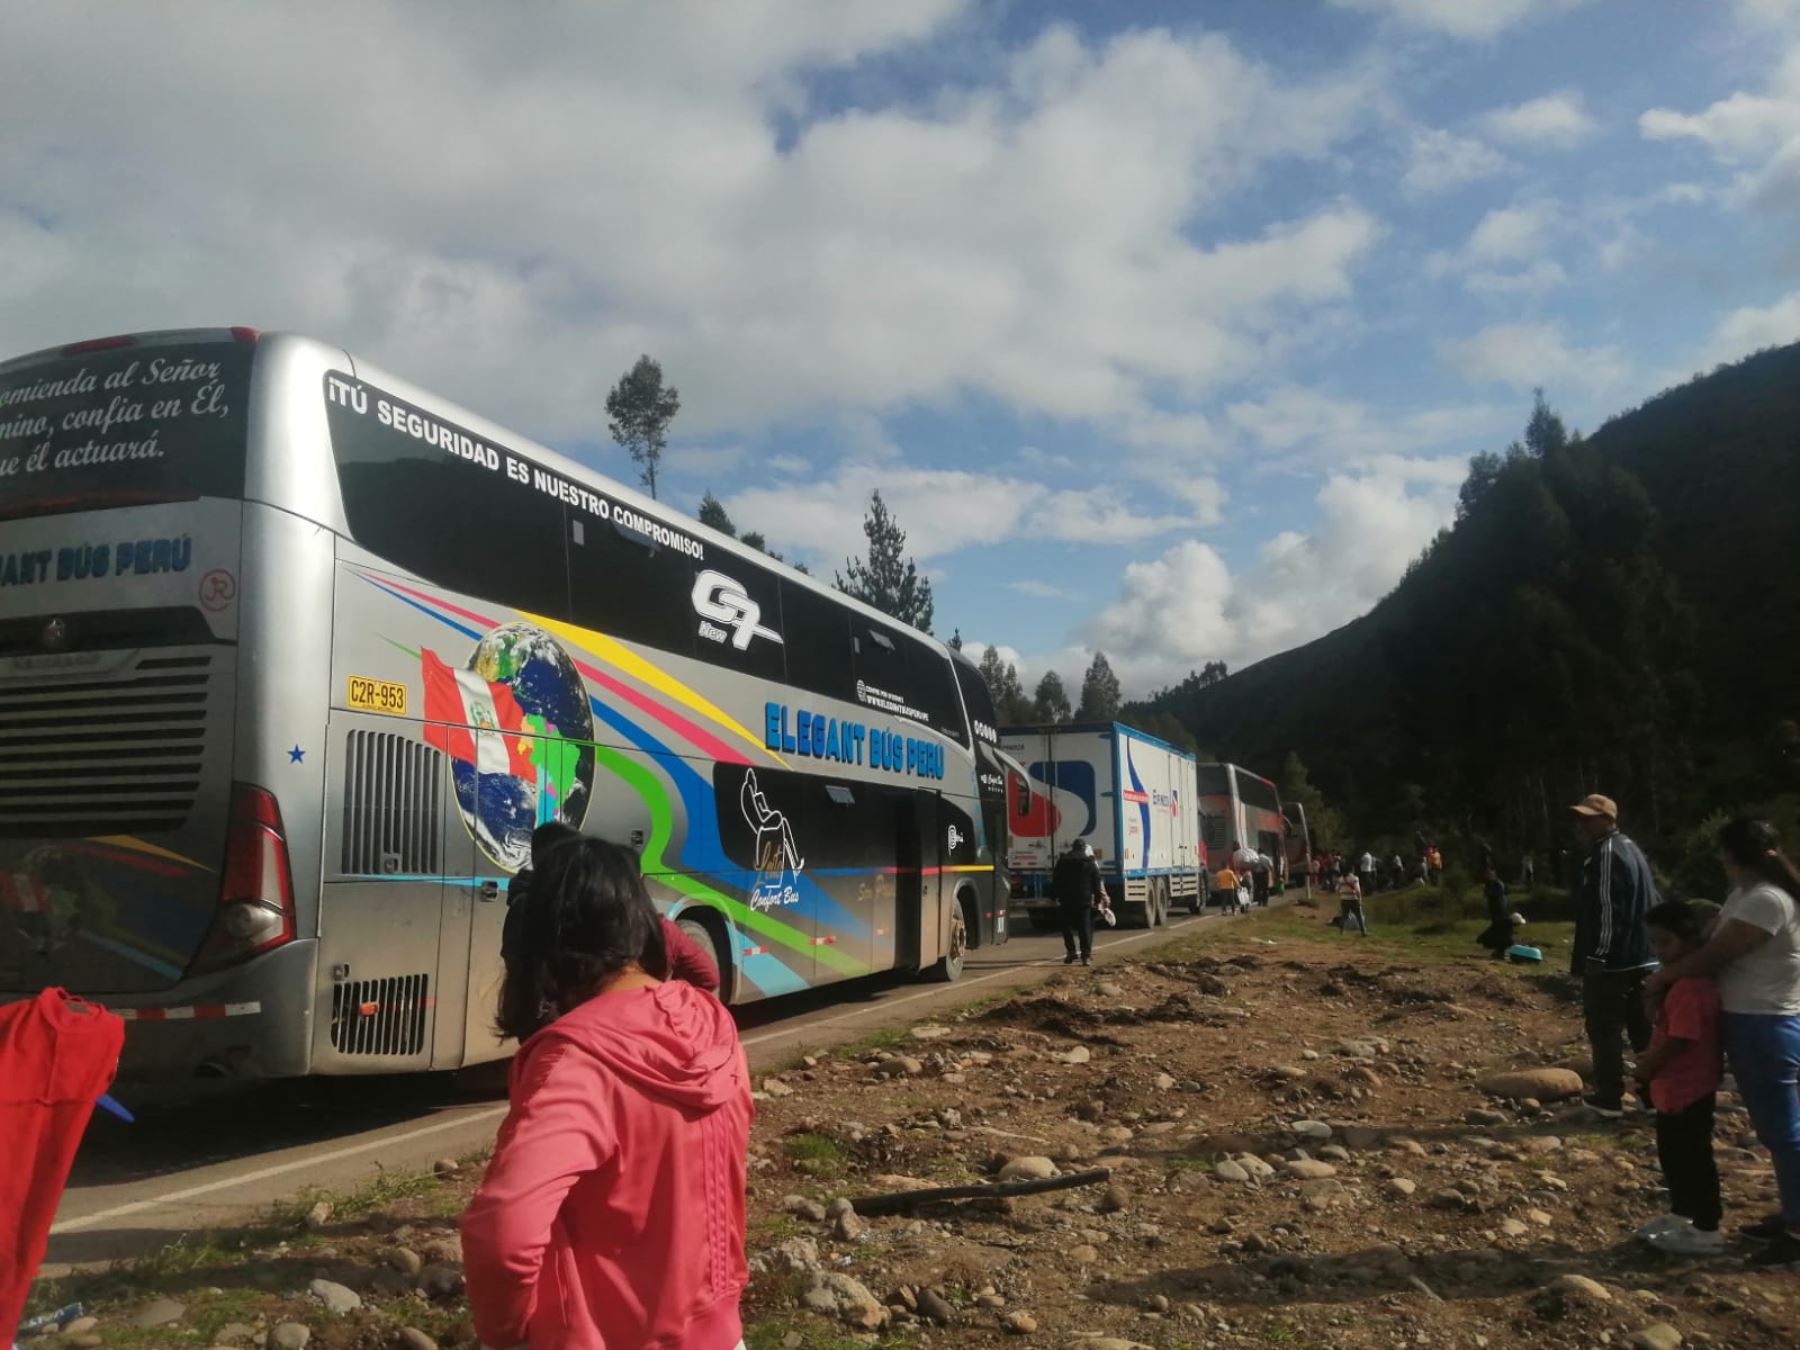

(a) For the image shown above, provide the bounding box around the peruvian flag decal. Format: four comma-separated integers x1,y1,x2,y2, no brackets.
421,648,536,778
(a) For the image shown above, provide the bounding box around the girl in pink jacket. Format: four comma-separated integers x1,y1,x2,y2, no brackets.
463,837,752,1350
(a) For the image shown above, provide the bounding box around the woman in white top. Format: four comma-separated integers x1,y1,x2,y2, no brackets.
1645,817,1800,1266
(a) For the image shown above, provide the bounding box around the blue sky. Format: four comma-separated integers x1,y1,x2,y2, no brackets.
4,0,1798,693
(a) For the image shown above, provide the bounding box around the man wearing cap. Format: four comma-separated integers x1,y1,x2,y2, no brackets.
1570,794,1660,1118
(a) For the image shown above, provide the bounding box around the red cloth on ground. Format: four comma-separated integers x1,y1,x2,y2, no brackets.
0,989,125,1342
1648,976,1723,1114
462,980,751,1350
661,916,721,994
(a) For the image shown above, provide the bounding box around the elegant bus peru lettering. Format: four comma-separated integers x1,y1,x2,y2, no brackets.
0,537,190,588
763,701,946,781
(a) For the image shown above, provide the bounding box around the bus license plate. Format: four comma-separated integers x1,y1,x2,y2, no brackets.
347,676,408,716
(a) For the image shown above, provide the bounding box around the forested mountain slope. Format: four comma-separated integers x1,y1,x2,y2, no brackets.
1135,343,1800,852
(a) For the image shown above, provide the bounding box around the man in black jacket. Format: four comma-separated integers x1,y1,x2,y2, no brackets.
1570,794,1659,1118
1052,839,1107,967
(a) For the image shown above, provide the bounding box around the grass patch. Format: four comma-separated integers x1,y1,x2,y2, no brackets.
783,1133,850,1178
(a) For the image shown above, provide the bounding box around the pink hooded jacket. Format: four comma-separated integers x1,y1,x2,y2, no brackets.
462,981,751,1350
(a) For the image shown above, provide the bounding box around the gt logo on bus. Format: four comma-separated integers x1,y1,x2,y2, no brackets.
692,569,783,651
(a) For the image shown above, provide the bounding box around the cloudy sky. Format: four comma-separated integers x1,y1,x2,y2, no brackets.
4,1,1798,695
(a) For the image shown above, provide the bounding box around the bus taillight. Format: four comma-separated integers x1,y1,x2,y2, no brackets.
190,783,296,976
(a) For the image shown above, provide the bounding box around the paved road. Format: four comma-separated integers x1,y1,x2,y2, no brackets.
44,903,1251,1273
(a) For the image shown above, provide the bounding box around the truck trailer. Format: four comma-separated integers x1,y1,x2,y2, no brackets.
999,721,1205,929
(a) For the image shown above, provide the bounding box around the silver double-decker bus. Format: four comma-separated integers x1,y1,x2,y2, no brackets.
0,329,1011,1080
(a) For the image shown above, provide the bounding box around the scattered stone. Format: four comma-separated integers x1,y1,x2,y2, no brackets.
1055,1046,1092,1065
1390,1137,1427,1156
433,1157,461,1178
1525,1208,1554,1227
1385,1178,1417,1198
1429,1188,1468,1210
397,1331,439,1350
1071,1243,1101,1263
769,1237,823,1274
1215,1159,1252,1183
763,1077,796,1097
309,1278,362,1315
1478,1068,1584,1102
1547,1273,1613,1304
833,1208,865,1241
1467,1108,1511,1127
784,1195,828,1222
1004,1311,1038,1334
133,1299,186,1329
1318,1144,1352,1163
1342,1126,1384,1150
1302,1178,1348,1209
999,1155,1060,1181
1097,982,1124,997
303,1199,333,1230
1344,1065,1383,1087
1292,1120,1333,1140
64,1318,99,1335
386,1246,425,1277
802,1271,888,1329
1100,1184,1130,1213
1500,1218,1529,1238
419,1264,465,1299
916,1288,957,1326
1286,1159,1338,1180
269,1326,312,1350
911,1024,954,1040
1628,1323,1683,1350
1153,1072,1177,1091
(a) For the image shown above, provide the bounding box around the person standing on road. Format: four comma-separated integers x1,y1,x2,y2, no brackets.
1632,899,1724,1257
1334,868,1367,936
1251,853,1272,908
1569,794,1659,1120
1477,866,1513,958
1052,839,1106,967
507,822,720,994
1357,849,1376,901
464,836,752,1350
1644,818,1800,1266
1214,862,1241,916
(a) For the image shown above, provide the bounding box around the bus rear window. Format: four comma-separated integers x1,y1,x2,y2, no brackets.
0,342,251,521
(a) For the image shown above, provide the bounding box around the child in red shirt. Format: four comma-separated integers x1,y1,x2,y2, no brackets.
1633,898,1724,1255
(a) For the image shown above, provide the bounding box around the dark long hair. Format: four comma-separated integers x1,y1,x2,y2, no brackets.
1717,817,1800,898
497,836,668,1041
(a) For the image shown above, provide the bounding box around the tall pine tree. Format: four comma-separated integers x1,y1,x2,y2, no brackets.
697,491,736,537
1034,670,1072,723
836,490,934,632
1076,651,1122,720
605,355,681,500
976,644,1032,723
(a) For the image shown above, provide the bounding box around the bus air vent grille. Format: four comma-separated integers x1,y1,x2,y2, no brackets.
329,972,430,1056
340,730,442,876
0,653,212,838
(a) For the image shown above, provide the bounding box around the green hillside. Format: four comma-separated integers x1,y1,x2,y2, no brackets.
1133,343,1800,860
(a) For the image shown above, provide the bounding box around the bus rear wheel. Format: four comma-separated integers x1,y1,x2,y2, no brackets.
929,899,970,983
676,914,730,1003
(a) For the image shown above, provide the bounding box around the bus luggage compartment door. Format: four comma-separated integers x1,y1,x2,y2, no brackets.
314,716,450,1072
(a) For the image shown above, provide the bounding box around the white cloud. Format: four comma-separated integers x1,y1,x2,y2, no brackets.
1005,580,1075,600
1464,258,1569,296
1640,48,1800,214
664,444,747,476
1081,466,1459,692
1694,290,1800,369
1328,0,1591,40
0,7,1385,450
1483,91,1600,147
1440,321,1628,393
1466,201,1558,260
1224,387,1511,466
725,462,1188,564
1400,127,1510,196
1168,477,1229,527
1424,201,1566,296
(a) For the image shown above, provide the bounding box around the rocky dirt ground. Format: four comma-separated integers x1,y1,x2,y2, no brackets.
20,903,1800,1350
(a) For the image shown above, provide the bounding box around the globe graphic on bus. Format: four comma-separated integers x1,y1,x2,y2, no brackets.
425,622,596,872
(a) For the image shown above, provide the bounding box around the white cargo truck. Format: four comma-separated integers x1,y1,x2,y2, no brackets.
999,721,1204,929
